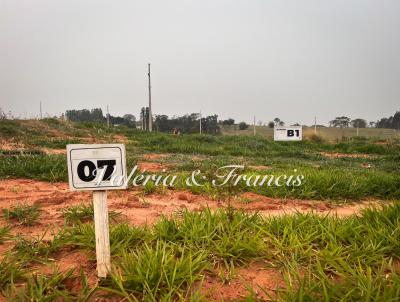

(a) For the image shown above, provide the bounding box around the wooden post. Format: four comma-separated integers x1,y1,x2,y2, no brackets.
148,63,152,132
199,110,202,134
253,116,256,136
93,190,111,278
314,116,317,134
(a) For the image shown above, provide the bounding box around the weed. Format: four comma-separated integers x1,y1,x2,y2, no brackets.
61,203,122,225
2,204,41,226
11,232,66,263
104,242,208,301
0,256,26,289
0,226,11,243
4,269,76,301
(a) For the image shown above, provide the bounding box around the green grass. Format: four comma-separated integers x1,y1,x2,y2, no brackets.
1,119,400,200
61,203,122,225
0,204,399,300
0,226,11,244
0,154,67,182
11,233,65,263
62,222,151,254
2,204,41,226
3,269,96,301
104,242,208,301
0,256,26,290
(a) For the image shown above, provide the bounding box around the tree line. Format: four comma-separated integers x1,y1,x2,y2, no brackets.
154,113,219,134
375,111,400,129
65,108,136,128
61,108,400,132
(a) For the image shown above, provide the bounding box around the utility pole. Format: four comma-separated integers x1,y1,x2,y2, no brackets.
40,101,43,120
314,116,317,134
253,116,256,136
106,105,110,128
148,63,152,132
199,110,202,134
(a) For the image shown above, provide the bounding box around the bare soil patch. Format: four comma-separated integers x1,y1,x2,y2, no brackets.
112,134,128,143
199,262,285,301
248,165,272,171
0,179,381,233
0,140,26,151
319,152,375,159
41,148,66,155
137,161,171,172
142,153,170,161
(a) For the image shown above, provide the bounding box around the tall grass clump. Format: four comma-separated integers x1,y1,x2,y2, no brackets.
61,203,122,225
2,204,41,226
0,226,11,243
155,209,266,266
105,242,208,301
0,154,67,181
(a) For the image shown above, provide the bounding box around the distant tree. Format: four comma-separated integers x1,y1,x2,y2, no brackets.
258,120,263,126
376,111,400,129
369,121,376,128
351,118,367,128
267,121,275,128
273,118,284,126
221,118,235,126
65,108,105,122
65,108,135,128
292,123,301,126
329,116,351,128
238,122,249,130
154,113,219,134
110,114,136,128
123,114,136,122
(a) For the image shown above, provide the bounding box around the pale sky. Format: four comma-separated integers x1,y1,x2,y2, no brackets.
0,0,399,125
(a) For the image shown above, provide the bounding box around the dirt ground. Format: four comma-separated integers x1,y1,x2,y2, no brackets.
0,179,383,301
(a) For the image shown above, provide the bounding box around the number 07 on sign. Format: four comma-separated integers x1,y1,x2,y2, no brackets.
66,144,127,277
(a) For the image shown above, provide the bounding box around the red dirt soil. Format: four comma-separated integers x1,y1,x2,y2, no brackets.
0,179,381,234
0,179,383,301
199,262,285,301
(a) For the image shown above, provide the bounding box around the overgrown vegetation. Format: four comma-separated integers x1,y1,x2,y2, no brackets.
1,119,400,300
1,119,400,200
0,204,398,300
0,226,11,243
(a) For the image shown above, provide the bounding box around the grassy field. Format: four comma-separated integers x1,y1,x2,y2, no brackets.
0,118,399,301
221,124,400,140
1,119,399,201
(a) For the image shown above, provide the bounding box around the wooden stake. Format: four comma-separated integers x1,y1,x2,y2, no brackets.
93,190,111,278
148,63,152,132
253,116,256,136
314,116,317,134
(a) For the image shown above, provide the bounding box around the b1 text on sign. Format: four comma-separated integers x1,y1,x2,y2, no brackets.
67,144,127,191
274,126,302,141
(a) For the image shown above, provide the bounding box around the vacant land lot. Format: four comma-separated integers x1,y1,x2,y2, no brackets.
0,119,399,301
221,124,400,140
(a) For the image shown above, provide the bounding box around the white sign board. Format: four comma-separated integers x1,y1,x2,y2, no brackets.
274,126,302,141
67,144,127,191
